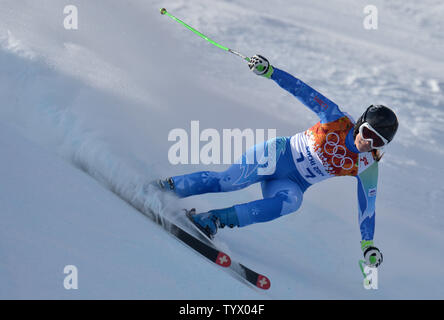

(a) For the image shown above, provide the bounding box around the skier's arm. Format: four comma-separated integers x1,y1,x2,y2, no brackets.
356,162,383,267
248,55,343,122
356,162,378,242
270,67,344,123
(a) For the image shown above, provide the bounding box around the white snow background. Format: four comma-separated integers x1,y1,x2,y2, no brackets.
0,0,443,299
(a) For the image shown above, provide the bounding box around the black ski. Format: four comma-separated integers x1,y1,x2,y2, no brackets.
110,180,270,290
142,208,231,268
142,207,271,290
232,262,271,290
183,209,271,290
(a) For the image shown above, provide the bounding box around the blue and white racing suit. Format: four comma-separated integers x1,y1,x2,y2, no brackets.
171,67,378,242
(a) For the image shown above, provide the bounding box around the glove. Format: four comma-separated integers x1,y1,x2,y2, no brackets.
361,240,383,267
248,54,274,78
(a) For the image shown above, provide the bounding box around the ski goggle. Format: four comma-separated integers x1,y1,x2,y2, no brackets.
359,122,388,149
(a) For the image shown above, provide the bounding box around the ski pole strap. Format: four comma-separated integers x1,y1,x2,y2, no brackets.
159,8,250,62
358,259,367,278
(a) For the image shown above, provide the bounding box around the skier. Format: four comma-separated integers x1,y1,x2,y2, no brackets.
159,55,398,268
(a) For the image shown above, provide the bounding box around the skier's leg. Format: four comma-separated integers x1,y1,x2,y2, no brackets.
170,137,289,198
188,177,304,238
234,178,304,227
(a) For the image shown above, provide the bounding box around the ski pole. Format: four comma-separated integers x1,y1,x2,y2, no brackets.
159,8,250,62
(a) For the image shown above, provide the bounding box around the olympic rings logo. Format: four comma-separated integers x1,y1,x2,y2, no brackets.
323,132,354,170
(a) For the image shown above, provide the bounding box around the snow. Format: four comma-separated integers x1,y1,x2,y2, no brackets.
1,0,443,299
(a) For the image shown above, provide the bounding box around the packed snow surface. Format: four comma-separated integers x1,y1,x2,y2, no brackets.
1,0,443,299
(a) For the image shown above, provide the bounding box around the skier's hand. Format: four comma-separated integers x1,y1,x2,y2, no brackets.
361,240,383,267
248,54,274,79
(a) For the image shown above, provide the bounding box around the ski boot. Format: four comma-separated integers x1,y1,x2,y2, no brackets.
185,207,239,239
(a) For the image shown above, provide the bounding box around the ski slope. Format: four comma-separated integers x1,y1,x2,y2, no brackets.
1,0,443,299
